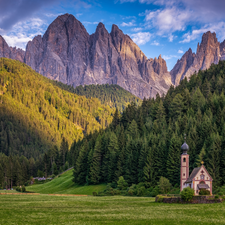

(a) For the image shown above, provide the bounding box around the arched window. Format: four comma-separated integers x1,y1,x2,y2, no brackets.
183,173,185,176
200,174,205,180
183,158,186,162
200,181,205,184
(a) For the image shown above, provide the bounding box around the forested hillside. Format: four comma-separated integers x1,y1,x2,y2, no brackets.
52,82,141,112
71,61,225,189
0,58,113,160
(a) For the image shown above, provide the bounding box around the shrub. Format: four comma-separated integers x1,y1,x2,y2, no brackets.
199,189,210,195
93,192,97,196
218,192,223,196
22,185,26,192
137,186,146,196
16,186,21,192
215,195,219,199
156,195,164,203
158,177,172,194
117,176,128,190
180,187,194,201
51,174,56,179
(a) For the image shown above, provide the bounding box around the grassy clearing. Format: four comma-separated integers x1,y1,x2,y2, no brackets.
26,170,106,195
0,195,224,225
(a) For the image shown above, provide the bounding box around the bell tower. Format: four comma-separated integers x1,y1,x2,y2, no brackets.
180,134,189,192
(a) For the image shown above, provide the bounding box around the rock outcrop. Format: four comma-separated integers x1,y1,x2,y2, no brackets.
172,31,221,85
0,35,25,62
24,14,172,99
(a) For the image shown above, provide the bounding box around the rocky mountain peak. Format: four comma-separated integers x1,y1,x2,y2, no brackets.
172,31,221,85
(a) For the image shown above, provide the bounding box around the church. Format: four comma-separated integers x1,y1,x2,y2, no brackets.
180,136,213,195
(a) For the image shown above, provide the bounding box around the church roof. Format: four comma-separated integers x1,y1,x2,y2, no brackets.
185,165,213,183
197,184,210,189
185,167,201,183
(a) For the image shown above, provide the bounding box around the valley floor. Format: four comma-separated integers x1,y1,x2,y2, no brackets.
0,194,225,225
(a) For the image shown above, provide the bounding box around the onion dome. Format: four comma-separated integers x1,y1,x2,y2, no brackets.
181,134,189,154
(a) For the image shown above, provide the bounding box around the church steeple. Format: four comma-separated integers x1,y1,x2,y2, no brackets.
181,134,189,154
180,134,189,191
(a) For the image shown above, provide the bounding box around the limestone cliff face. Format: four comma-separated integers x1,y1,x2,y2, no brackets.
172,31,221,85
0,35,25,62
170,49,195,85
23,14,172,99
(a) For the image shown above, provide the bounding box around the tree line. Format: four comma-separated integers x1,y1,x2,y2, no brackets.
52,82,141,112
71,61,225,189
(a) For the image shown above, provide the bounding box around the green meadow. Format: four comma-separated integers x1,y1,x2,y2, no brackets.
0,194,225,225
26,169,106,195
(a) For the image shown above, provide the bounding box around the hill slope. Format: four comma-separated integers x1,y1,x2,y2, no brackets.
0,58,113,159
53,82,142,112
26,169,106,195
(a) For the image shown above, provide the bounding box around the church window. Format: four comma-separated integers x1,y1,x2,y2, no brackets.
183,173,185,176
183,158,186,162
200,175,205,180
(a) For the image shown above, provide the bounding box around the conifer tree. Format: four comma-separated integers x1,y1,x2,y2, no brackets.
166,134,181,186
89,136,102,184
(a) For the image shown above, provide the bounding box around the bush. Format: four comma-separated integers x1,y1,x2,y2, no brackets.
117,176,128,190
16,186,21,192
215,195,219,199
156,195,164,203
158,177,172,194
180,187,194,201
199,189,210,195
137,186,146,196
93,192,97,196
218,192,223,196
22,185,26,192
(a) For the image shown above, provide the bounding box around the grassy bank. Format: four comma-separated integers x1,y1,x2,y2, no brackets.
0,195,225,224
26,170,106,195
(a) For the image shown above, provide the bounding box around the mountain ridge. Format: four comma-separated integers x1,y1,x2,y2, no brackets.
1,14,225,98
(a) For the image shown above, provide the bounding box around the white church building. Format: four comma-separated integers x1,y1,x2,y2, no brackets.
180,137,213,195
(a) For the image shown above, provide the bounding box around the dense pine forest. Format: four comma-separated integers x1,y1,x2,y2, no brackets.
70,61,225,189
52,82,141,112
0,58,114,188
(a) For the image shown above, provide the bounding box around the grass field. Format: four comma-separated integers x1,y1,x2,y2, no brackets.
0,194,225,225
26,169,106,195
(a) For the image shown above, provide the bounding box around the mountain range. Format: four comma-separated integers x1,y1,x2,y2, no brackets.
0,13,225,99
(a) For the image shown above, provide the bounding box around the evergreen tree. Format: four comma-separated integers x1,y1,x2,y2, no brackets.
89,136,102,184
166,134,181,186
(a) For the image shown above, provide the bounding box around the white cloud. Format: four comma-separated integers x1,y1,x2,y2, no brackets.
121,20,136,27
45,13,63,18
131,32,151,45
151,40,160,46
178,50,184,54
76,13,83,17
180,22,225,43
2,18,47,50
145,7,191,34
131,27,143,32
83,21,99,25
162,55,179,60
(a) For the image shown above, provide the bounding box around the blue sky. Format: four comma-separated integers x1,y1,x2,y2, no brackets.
1,0,225,70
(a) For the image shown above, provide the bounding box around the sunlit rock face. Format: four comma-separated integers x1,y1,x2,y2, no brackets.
172,31,222,85
23,14,172,99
